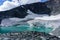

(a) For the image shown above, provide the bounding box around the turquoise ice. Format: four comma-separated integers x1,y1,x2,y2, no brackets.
0,23,53,33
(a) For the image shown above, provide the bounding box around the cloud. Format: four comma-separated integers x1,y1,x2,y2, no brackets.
0,0,20,11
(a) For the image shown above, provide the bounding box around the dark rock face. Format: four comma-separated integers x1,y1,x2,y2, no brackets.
0,2,52,24
47,0,60,14
0,6,28,18
0,6,28,23
24,2,51,16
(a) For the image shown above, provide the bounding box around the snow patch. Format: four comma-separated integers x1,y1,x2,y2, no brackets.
35,14,60,20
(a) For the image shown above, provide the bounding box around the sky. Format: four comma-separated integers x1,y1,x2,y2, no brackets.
41,0,49,2
0,0,12,5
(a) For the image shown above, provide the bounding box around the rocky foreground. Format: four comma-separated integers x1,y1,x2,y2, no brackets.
0,31,60,40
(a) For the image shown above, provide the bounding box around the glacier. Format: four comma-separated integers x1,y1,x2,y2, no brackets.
0,0,60,39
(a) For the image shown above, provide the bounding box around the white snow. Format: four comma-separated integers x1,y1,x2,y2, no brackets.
35,14,60,20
